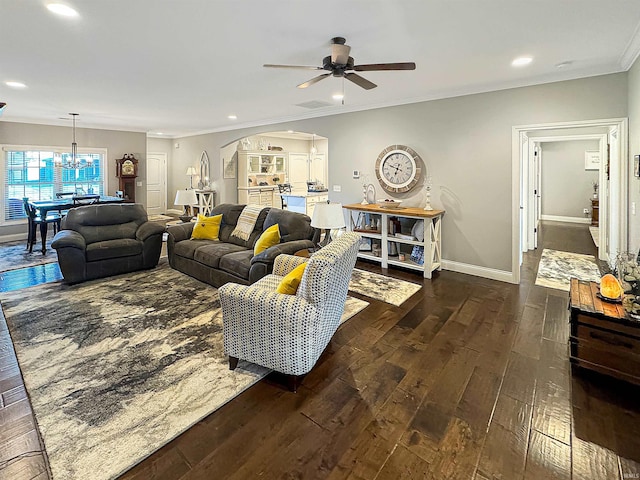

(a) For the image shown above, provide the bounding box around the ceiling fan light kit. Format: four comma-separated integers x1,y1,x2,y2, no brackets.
264,36,416,91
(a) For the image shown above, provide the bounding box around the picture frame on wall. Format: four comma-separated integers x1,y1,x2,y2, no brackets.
635,155,640,178
584,150,600,170
223,153,237,179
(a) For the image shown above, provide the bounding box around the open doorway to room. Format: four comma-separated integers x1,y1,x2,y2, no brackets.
511,118,628,285
219,131,328,216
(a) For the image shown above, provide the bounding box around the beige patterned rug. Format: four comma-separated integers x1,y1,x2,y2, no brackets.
0,262,368,480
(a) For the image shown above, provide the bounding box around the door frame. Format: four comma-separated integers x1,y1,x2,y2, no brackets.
147,152,168,214
511,118,628,284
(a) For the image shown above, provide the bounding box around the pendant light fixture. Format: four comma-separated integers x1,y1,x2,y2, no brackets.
54,113,93,169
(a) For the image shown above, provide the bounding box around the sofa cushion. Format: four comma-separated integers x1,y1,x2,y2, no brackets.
191,214,222,240
276,262,307,295
194,242,248,269
263,208,315,243
218,249,254,280
254,223,280,255
86,238,142,262
173,239,217,260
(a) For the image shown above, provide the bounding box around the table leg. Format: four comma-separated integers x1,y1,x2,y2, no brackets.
40,222,48,254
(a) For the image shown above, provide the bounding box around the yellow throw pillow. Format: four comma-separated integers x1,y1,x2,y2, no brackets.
191,214,222,240
276,263,307,295
254,223,281,255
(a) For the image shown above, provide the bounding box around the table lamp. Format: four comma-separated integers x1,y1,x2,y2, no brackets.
174,189,198,222
311,202,345,247
186,167,197,189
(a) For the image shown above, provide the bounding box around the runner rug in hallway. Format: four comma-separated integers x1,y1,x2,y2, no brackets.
535,248,602,292
0,261,375,480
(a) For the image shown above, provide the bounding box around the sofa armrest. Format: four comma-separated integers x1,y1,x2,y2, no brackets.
137,221,165,242
272,254,309,276
166,222,194,243
51,230,86,250
251,239,314,266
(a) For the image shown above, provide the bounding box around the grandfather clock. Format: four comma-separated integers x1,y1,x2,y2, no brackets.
115,154,138,202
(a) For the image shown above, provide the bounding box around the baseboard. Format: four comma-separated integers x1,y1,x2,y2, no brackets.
442,260,516,284
0,233,28,243
540,215,591,224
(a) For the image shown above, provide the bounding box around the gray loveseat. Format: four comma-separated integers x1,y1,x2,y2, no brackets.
52,203,165,283
166,204,318,287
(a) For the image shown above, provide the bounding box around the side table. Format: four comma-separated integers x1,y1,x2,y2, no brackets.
569,278,640,385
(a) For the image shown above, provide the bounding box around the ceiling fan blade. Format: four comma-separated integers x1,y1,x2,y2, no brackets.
331,44,351,65
344,73,377,90
353,62,416,71
297,73,331,89
263,64,323,70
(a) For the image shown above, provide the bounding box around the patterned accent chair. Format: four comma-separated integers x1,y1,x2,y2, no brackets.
219,232,361,391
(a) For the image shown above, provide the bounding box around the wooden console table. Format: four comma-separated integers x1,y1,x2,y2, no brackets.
343,203,444,279
569,278,640,385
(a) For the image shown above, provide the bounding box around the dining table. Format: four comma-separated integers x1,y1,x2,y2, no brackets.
29,195,125,253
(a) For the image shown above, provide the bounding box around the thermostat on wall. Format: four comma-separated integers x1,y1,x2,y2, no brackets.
352,170,360,179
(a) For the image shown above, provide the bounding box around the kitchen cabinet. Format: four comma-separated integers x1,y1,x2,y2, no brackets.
279,192,328,217
238,187,277,207
238,151,287,188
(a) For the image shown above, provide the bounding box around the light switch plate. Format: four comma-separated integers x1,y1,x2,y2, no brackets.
136,181,143,187
333,185,341,192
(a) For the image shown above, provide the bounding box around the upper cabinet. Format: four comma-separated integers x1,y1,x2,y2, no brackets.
238,151,287,187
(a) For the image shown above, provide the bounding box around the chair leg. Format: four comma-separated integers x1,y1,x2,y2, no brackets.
229,356,239,370
27,221,35,253
287,375,301,393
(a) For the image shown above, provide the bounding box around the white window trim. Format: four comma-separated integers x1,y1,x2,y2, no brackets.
1,144,109,227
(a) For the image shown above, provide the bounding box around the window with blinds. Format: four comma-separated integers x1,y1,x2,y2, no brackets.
2,147,105,222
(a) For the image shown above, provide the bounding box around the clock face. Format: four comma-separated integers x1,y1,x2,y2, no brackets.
375,146,422,194
122,159,135,176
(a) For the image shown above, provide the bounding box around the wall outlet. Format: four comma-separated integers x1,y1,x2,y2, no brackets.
136,181,143,187
583,208,589,215
333,185,341,192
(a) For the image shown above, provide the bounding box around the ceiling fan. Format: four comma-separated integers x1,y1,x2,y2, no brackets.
264,37,416,90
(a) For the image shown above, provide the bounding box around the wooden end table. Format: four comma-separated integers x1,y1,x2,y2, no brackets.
569,278,640,385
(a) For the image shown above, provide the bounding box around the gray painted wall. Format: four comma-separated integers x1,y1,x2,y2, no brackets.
171,73,628,273
628,58,640,254
540,140,599,219
0,122,146,236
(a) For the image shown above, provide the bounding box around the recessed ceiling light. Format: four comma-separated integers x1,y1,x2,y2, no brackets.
287,130,294,133
511,56,533,67
46,3,79,17
228,115,237,120
155,132,164,135
555,61,573,69
332,93,344,100
5,81,26,89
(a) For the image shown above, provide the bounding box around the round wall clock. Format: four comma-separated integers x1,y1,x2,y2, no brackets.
375,145,422,194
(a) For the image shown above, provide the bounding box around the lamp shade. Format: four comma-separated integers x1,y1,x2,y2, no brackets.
174,189,198,206
185,167,197,176
311,202,345,229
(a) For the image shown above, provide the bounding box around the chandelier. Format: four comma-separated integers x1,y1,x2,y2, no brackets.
54,113,93,169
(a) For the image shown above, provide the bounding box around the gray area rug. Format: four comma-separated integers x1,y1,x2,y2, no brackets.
535,248,601,292
0,261,368,480
350,268,422,306
0,239,57,273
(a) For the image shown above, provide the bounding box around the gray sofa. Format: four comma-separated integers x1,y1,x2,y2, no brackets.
52,203,165,284
167,204,318,287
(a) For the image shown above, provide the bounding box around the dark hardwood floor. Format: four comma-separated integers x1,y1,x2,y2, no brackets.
1,221,639,479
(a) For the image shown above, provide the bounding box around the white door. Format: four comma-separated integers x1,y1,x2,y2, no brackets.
147,152,167,215
310,153,327,186
534,146,542,249
608,128,620,260
288,153,309,191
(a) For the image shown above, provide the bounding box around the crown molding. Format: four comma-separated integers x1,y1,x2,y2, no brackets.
620,20,640,70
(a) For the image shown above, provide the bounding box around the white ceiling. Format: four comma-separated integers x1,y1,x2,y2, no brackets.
2,0,640,138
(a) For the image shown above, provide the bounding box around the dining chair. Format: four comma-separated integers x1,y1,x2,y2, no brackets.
278,183,292,209
22,198,62,253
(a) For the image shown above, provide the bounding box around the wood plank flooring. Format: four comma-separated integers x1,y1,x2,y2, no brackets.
1,220,639,479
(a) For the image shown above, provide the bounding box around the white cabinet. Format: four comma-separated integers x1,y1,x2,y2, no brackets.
238,151,287,188
288,153,309,191
344,203,445,279
310,153,326,186
238,187,276,207
195,190,216,216
279,193,328,217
